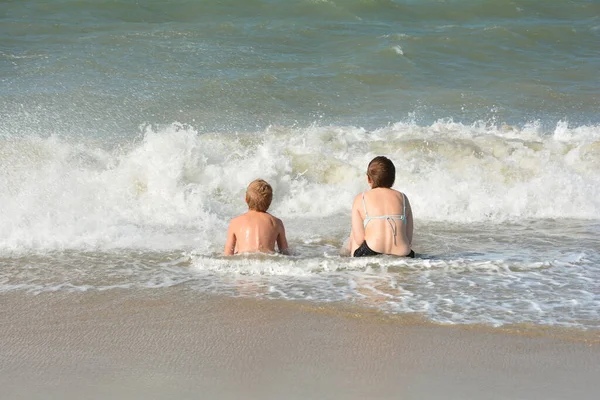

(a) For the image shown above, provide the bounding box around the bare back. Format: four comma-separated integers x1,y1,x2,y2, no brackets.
224,210,288,255
350,188,413,256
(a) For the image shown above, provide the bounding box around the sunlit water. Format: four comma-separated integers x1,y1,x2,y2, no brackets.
1,0,599,330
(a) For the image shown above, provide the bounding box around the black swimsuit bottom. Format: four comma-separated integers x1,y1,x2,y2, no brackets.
353,241,415,258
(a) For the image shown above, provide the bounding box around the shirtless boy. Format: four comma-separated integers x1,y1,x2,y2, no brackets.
224,179,289,255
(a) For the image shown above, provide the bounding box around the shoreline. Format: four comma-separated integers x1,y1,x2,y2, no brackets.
2,290,600,399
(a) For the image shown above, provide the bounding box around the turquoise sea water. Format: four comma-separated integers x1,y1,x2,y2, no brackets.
3,0,600,132
1,0,599,329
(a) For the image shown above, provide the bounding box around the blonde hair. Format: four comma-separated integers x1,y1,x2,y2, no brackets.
246,179,273,212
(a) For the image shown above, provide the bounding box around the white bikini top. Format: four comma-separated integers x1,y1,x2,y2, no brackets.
362,191,406,245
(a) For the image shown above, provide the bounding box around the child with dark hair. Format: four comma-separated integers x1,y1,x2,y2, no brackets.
349,156,414,257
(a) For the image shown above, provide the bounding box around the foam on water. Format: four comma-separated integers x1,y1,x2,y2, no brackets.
3,0,600,332
1,121,600,252
1,120,600,329
1,121,599,329
1,245,598,329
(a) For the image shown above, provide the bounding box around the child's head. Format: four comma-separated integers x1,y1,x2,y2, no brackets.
367,156,395,188
245,179,273,212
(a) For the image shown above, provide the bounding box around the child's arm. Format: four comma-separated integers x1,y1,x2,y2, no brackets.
223,221,237,255
276,219,289,255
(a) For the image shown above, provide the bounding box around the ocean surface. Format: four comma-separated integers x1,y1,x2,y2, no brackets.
1,0,599,330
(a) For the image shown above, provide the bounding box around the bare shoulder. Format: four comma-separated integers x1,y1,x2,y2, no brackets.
393,188,408,198
393,190,411,209
229,213,248,228
269,214,285,228
352,192,363,207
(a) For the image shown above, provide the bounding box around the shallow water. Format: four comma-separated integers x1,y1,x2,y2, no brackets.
1,0,599,331
2,218,598,329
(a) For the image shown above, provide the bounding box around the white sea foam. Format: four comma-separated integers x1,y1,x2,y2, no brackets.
392,45,404,55
2,249,598,329
1,120,600,252
1,121,599,328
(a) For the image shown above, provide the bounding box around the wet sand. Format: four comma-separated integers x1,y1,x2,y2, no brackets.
1,289,599,400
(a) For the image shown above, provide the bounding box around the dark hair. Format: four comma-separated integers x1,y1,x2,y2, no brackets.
367,156,395,188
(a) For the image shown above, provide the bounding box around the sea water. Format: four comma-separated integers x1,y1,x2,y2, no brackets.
1,0,599,330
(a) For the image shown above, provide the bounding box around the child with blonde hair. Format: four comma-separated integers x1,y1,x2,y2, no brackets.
224,179,289,255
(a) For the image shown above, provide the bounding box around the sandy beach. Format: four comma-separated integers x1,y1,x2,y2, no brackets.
1,289,599,400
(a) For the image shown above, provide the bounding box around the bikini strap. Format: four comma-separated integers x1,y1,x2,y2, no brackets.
361,192,369,218
386,216,398,246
